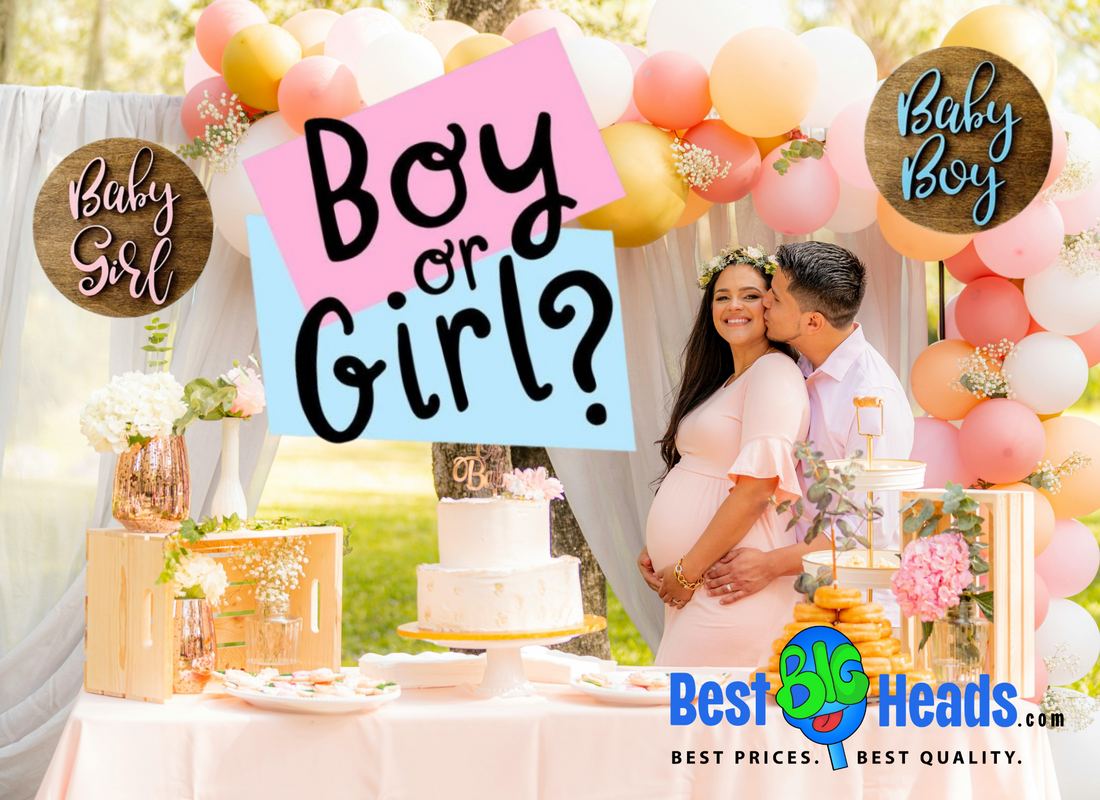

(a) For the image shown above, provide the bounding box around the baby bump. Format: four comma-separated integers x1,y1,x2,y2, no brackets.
646,467,731,572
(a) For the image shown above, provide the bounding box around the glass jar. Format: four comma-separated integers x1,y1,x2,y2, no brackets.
172,598,216,694
245,597,302,673
931,598,989,685
113,435,190,532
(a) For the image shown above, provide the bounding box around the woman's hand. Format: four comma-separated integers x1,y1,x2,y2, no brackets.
655,564,696,609
637,547,662,592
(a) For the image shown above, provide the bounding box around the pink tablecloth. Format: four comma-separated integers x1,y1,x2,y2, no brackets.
38,681,1060,800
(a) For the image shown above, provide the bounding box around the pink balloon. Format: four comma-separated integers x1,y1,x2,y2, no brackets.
614,43,647,124
1056,178,1100,236
683,120,761,203
944,242,996,284
195,0,267,72
277,56,361,136
954,276,1030,348
1036,518,1100,598
1035,572,1050,629
973,200,1064,279
1024,654,1048,704
502,8,582,44
912,416,978,489
825,98,875,191
633,51,711,131
944,294,961,340
1070,321,1100,367
753,146,840,235
958,399,1046,484
184,46,219,92
1042,115,1068,193
181,76,258,142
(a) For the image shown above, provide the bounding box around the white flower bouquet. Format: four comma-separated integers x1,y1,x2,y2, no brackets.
171,551,228,606
79,371,188,454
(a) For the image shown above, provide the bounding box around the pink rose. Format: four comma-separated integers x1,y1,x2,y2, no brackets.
227,366,266,418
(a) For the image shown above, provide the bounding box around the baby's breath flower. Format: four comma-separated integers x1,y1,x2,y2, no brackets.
1025,450,1091,494
670,139,731,192
228,536,309,607
178,91,260,174
955,340,1016,399
1055,220,1100,277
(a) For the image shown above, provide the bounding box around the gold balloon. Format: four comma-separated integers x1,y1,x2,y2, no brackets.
222,23,302,112
753,133,791,160
443,33,511,73
578,123,687,249
941,6,1057,101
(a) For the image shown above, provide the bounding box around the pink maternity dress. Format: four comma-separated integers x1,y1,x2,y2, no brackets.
646,352,811,668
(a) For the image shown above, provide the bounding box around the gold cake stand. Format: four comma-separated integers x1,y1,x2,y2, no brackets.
398,615,607,698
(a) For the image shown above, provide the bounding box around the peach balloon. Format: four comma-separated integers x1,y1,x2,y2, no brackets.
444,34,511,73
674,190,712,229
753,133,790,160
1042,115,1068,193
422,20,478,59
877,195,972,262
910,339,984,420
502,8,583,45
954,276,1030,348
633,51,711,131
613,43,648,125
1040,415,1100,518
1069,321,1100,367
1035,573,1050,628
974,200,1064,280
941,5,1057,101
282,9,340,58
222,23,302,111
181,76,258,142
196,0,267,72
682,120,760,203
991,483,1056,556
912,416,977,490
277,56,361,136
944,242,995,284
959,399,1046,485
753,147,840,236
710,27,818,138
1036,518,1100,597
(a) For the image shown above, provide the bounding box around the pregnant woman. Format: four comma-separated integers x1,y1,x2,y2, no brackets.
640,246,810,668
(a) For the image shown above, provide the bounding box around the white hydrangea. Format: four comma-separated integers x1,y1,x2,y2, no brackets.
79,371,187,453
174,552,228,606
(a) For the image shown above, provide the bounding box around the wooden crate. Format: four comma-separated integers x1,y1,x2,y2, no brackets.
899,490,1034,698
85,526,343,703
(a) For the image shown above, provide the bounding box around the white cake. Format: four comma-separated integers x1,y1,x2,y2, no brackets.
417,497,585,633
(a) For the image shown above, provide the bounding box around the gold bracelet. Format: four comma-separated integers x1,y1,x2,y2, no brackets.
674,557,704,590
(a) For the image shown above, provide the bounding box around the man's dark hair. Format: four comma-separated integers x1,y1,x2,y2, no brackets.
775,241,866,329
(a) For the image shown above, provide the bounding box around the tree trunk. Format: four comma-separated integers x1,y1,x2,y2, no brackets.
84,0,109,90
445,0,525,34
0,0,17,84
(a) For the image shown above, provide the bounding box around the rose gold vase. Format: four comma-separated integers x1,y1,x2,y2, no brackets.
172,598,217,694
112,435,190,532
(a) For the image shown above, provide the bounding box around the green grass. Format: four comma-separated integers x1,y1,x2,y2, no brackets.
256,438,654,666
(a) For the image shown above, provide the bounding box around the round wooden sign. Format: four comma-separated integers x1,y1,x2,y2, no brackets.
33,138,213,317
865,46,1052,235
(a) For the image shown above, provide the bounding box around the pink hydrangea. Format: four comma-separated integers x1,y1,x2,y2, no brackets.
502,467,564,501
890,532,974,622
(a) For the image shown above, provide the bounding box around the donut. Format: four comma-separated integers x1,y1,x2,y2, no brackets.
772,637,788,655
906,669,935,683
877,619,894,638
867,674,899,697
813,585,863,609
890,654,913,673
855,638,895,658
768,654,781,672
793,603,837,623
782,621,826,639
861,656,892,676
838,603,884,623
834,622,883,642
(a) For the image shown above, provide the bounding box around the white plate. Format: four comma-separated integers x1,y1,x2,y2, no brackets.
225,685,401,715
570,673,672,706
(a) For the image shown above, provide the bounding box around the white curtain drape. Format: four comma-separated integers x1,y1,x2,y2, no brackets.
0,85,278,800
550,199,928,650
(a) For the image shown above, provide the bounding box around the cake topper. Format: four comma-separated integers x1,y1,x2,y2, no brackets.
451,445,508,494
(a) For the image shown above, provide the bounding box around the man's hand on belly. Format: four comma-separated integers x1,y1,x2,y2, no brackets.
703,548,776,605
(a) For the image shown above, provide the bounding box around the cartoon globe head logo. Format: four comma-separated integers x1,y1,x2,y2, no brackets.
775,625,869,770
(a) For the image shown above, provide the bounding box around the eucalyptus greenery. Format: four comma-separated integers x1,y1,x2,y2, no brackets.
143,317,171,372
773,137,825,176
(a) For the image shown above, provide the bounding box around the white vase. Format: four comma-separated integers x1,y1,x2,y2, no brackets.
210,417,247,521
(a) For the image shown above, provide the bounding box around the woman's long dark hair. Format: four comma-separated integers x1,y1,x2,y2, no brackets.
657,262,797,480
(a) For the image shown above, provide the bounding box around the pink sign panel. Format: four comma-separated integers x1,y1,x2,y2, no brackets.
244,31,624,316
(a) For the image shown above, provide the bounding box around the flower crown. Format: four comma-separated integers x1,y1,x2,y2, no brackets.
697,245,778,289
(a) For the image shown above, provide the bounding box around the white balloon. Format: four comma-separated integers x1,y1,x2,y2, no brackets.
325,8,404,70
1052,112,1100,200
646,0,785,71
824,179,878,233
357,31,444,106
184,46,219,93
564,38,633,130
798,27,878,129
1035,599,1100,686
1047,689,1100,800
209,113,299,256
1002,332,1090,414
1024,263,1100,335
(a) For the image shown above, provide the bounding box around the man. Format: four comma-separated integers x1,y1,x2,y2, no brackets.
638,242,914,622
